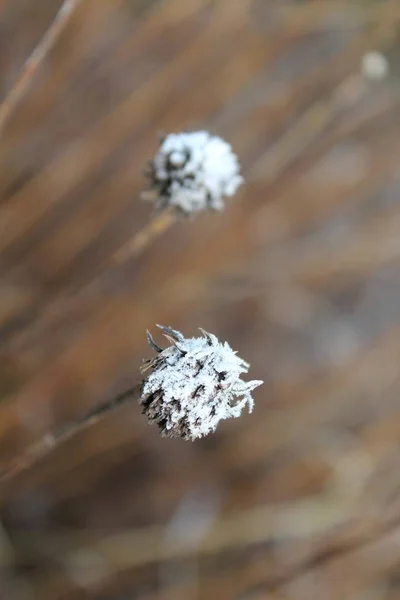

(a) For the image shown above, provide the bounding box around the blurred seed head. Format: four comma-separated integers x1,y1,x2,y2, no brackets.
139,325,262,440
361,51,389,81
144,131,243,216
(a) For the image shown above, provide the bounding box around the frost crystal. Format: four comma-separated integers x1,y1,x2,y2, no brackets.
145,131,244,215
139,326,263,441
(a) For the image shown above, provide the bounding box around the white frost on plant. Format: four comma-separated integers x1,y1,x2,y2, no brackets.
145,131,244,215
139,326,262,440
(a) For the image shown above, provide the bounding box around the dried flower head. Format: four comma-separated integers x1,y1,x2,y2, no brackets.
145,131,243,215
139,325,263,441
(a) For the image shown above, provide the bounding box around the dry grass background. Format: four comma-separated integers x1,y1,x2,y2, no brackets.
1,0,400,598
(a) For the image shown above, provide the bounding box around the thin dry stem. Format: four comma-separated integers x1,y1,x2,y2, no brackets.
0,383,141,485
113,208,176,264
0,0,82,134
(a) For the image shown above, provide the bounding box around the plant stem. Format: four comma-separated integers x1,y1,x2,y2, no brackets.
113,208,177,264
0,382,142,484
0,0,82,135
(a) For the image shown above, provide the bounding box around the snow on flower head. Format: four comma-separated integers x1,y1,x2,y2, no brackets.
139,325,263,441
145,131,244,215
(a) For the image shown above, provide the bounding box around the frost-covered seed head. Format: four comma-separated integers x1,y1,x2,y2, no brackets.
139,326,263,441
145,131,243,216
361,51,389,81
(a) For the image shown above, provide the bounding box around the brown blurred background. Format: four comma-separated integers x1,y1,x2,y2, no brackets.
1,0,400,598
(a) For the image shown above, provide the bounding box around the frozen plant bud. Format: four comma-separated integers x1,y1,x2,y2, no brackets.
139,326,263,441
145,131,244,215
